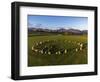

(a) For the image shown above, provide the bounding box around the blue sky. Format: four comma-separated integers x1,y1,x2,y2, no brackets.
28,15,88,30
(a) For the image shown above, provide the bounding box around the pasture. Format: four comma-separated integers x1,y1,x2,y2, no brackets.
28,34,87,66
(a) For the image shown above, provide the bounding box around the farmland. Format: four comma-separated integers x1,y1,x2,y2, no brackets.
28,33,87,66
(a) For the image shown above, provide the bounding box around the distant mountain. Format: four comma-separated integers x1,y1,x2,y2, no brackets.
67,29,81,34
57,28,67,32
28,27,87,35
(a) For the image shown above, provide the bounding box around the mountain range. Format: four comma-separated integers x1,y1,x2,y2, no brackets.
28,27,87,35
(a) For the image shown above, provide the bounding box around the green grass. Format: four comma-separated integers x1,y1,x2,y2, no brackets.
28,34,87,66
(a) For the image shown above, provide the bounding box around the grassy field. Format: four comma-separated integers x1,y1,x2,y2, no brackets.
28,34,87,66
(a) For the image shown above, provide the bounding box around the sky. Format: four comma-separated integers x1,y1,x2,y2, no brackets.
28,15,88,30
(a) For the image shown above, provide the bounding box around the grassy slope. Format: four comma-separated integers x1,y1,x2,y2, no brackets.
28,35,87,66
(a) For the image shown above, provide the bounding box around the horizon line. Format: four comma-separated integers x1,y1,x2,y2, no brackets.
28,27,87,31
